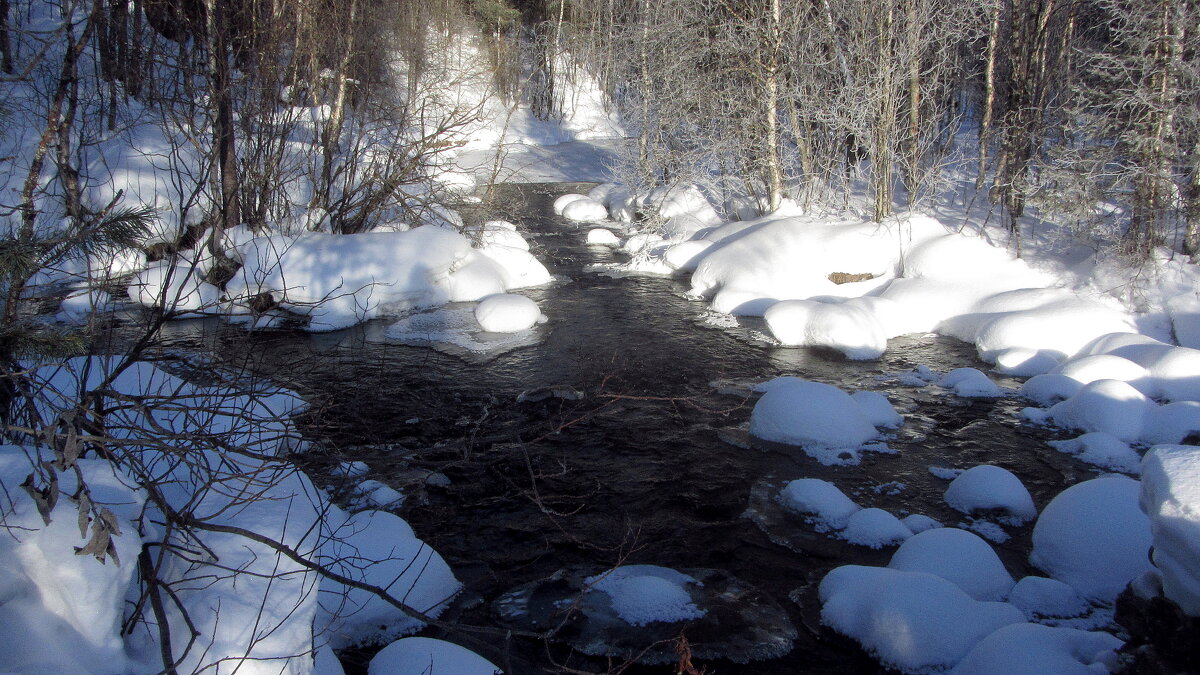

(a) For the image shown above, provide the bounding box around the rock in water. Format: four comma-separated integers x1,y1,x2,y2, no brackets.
493,566,796,665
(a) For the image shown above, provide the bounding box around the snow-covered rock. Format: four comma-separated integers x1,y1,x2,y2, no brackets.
888,528,1014,601
554,193,588,214
749,378,884,463
1008,576,1090,620
1140,445,1200,615
764,299,888,359
840,508,912,548
944,465,1036,525
474,293,544,332
1022,379,1151,443
368,637,499,675
1047,433,1142,475
949,623,1122,675
585,565,706,626
819,565,1024,673
777,478,861,530
318,510,461,648
562,197,608,222
587,228,620,246
939,367,1002,398
1030,475,1153,602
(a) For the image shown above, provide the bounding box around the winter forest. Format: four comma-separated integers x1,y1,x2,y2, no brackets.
5,0,1200,673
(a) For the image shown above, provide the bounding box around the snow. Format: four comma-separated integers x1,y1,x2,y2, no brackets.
56,288,114,323
1020,373,1085,406
1030,475,1153,603
850,390,904,428
554,193,589,214
224,227,549,331
128,261,221,315
1139,445,1200,615
587,228,621,246
949,623,1121,675
0,447,144,675
902,514,944,533
1022,379,1151,443
763,299,888,359
777,478,861,530
939,367,1003,398
943,465,1037,525
367,637,499,675
992,348,1063,376
318,510,461,649
749,377,889,464
562,197,608,222
1048,433,1143,475
1053,354,1149,387
585,565,706,626
887,528,1015,601
1008,576,1091,620
818,565,1024,673
840,508,913,548
474,293,545,332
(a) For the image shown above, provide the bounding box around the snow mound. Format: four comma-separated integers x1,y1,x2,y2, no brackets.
129,261,220,315
562,197,608,222
992,348,1063,376
586,565,706,626
1030,475,1153,602
1143,401,1200,445
939,368,1002,398
903,233,1017,280
386,306,540,353
819,565,1024,673
587,228,620,246
0,447,144,674
474,294,544,332
763,299,887,359
944,465,1036,525
367,637,499,675
1022,379,1150,443
974,299,1136,364
850,390,904,428
840,508,913,548
903,514,944,533
949,623,1122,675
750,378,888,464
56,289,114,323
1053,354,1149,387
554,193,588,214
1047,433,1142,475
318,510,461,648
777,478,861,530
1020,373,1084,406
1008,576,1090,620
888,528,1015,601
1140,445,1200,615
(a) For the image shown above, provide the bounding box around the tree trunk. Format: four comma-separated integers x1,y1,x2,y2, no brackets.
205,0,240,254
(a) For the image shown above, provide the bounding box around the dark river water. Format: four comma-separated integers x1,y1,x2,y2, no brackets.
146,184,1099,674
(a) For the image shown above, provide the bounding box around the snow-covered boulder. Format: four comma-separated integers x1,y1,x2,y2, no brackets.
939,368,1002,398
840,508,912,548
562,197,608,222
129,260,220,314
819,565,1024,673
367,637,499,675
554,193,588,215
585,565,706,626
1022,379,1151,443
318,510,461,648
1140,445,1200,615
1008,576,1091,620
888,528,1014,601
944,465,1036,525
777,478,861,530
949,623,1122,675
1047,433,1142,475
750,378,887,463
474,294,544,333
1030,475,1153,602
586,228,620,246
764,299,888,359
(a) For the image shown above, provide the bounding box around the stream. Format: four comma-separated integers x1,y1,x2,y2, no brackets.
148,183,1100,674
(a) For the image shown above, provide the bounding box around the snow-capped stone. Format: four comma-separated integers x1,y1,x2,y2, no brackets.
939,368,1002,398
586,228,620,246
1140,445,1200,615
944,465,1036,525
949,623,1122,675
888,528,1015,602
562,197,608,222
1008,576,1091,620
1047,433,1142,475
840,508,912,549
1030,475,1153,602
367,637,499,675
777,478,861,531
474,294,543,333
